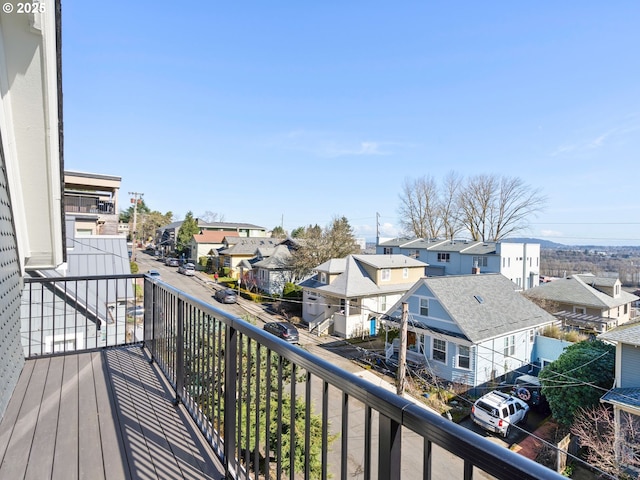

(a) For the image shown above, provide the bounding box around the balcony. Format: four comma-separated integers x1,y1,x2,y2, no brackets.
64,194,117,215
1,275,564,479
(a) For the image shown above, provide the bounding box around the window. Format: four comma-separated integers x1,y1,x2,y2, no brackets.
457,345,470,369
383,247,393,254
472,256,488,267
320,272,327,283
419,298,429,316
433,339,446,363
529,329,534,343
503,335,515,356
381,269,390,281
380,296,387,312
403,267,409,279
574,306,586,315
437,253,450,263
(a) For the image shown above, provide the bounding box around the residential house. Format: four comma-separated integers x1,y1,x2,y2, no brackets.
64,170,122,236
188,230,239,263
218,237,281,280
156,220,267,255
525,274,639,333
383,274,557,389
599,325,640,474
299,254,428,338
250,244,295,295
377,238,540,290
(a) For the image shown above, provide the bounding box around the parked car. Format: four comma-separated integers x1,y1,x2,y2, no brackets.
214,288,237,304
509,374,549,412
263,322,299,344
178,263,196,276
126,305,144,318
147,269,161,280
165,257,180,267
471,390,529,438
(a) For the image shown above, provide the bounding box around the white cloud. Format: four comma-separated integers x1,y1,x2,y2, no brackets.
325,141,389,157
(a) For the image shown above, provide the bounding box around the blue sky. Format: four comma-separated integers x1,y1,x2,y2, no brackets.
61,1,640,245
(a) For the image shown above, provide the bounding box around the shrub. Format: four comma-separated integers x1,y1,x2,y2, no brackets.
130,261,139,274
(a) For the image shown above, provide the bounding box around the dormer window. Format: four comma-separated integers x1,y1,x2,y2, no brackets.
320,272,327,284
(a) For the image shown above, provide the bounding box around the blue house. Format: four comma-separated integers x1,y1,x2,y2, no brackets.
384,274,556,389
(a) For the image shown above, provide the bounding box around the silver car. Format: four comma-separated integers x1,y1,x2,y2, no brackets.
178,263,196,276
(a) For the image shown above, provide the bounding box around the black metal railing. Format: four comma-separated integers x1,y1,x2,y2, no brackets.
21,275,564,480
63,194,116,214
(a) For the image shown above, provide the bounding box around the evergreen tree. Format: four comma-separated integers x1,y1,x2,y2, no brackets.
176,211,200,256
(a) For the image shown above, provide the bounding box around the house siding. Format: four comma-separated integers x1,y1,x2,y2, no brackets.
620,343,640,387
0,150,25,418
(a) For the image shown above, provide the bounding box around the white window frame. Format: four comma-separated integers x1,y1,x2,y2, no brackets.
432,338,447,364
472,256,488,267
419,298,429,316
379,296,387,312
402,267,409,279
320,272,327,283
457,345,470,369
381,268,391,281
503,335,515,357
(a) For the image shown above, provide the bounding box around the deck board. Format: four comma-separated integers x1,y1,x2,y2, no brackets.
25,356,63,480
0,347,223,480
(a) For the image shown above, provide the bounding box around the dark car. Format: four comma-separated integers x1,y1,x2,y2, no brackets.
165,257,180,267
510,374,549,412
214,288,237,304
263,322,299,344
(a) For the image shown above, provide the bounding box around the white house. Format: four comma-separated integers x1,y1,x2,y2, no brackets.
299,254,427,338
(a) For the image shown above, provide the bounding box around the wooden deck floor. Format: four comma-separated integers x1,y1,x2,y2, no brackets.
0,347,224,480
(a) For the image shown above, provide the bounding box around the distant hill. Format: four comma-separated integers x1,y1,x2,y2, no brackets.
502,238,567,249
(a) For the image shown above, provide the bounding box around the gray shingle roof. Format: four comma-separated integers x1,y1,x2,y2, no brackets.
526,275,638,309
599,324,640,346
253,245,292,269
352,254,427,269
413,274,556,343
219,238,279,255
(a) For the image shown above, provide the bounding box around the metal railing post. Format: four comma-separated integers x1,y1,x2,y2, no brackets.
378,414,401,480
173,297,184,406
224,323,238,478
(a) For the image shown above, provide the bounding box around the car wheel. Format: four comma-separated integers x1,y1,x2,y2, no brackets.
503,425,511,439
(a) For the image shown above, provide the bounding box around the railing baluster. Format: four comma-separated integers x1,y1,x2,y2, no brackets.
378,414,401,480
174,296,184,405
224,322,238,479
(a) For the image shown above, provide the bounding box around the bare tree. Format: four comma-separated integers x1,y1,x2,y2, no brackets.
199,210,225,223
440,170,463,240
571,405,640,479
458,174,497,241
459,174,546,241
398,176,442,238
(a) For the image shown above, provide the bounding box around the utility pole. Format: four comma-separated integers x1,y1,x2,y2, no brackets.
129,191,144,261
396,302,408,396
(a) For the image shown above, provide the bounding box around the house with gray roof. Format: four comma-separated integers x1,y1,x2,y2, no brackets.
299,254,427,338
250,244,295,295
156,220,267,253
218,238,281,281
525,274,639,333
599,325,640,474
377,238,540,290
383,274,556,389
